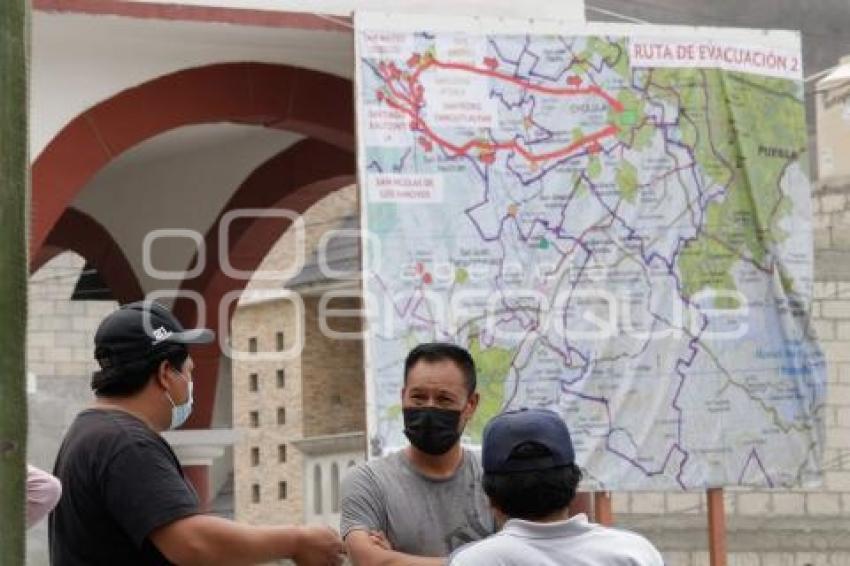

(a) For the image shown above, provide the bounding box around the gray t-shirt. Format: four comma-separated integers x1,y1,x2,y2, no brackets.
340,449,495,557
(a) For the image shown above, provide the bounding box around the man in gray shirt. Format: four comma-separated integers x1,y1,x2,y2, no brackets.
340,343,495,565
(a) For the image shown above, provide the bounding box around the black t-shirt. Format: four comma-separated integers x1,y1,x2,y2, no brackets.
49,408,199,565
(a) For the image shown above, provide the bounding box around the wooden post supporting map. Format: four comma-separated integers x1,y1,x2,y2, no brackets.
707,488,728,566
594,491,614,525
570,492,614,526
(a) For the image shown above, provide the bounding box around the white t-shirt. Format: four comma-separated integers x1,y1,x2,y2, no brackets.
448,513,664,566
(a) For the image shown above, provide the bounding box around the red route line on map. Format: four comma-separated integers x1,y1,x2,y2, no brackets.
376,55,624,164
412,58,625,112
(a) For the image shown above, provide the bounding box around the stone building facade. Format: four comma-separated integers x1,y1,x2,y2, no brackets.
232,185,367,528
232,298,307,526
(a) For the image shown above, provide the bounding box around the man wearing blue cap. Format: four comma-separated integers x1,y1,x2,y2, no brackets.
449,408,664,565
49,301,344,566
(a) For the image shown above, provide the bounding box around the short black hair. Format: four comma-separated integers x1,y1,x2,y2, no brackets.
404,342,477,394
92,344,189,398
483,441,582,520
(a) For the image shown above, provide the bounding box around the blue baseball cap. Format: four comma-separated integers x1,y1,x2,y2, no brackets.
482,408,575,473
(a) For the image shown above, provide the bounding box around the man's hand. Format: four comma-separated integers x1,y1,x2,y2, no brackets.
292,525,346,566
368,530,392,551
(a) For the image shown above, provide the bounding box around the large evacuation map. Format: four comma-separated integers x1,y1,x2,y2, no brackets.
355,15,826,490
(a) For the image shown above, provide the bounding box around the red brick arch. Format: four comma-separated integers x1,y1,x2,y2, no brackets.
31,62,354,261
174,138,355,428
31,208,144,304
31,60,357,438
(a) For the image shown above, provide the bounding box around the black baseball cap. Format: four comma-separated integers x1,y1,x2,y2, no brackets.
482,408,575,473
94,301,214,369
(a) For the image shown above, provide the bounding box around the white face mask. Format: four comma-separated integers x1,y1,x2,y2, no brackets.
165,370,193,430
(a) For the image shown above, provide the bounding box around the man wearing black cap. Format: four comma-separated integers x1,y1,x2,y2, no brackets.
448,408,663,565
49,301,344,566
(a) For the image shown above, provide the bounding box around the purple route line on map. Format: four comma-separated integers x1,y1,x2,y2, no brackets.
549,151,713,484
487,38,521,67
560,384,689,486
526,47,591,84
394,148,412,173
738,447,776,487
373,273,423,320
489,92,559,147
632,72,714,205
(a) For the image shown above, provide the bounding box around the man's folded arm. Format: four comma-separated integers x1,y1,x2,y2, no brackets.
345,529,445,566
150,513,338,566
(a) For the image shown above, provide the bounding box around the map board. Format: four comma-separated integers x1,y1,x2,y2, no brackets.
355,12,826,490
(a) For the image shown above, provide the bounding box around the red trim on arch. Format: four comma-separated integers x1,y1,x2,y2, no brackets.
32,62,354,263
33,0,352,31
174,139,355,428
31,208,144,304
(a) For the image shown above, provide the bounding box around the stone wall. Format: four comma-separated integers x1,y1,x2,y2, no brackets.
27,253,117,385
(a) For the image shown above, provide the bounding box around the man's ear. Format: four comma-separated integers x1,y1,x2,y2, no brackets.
154,359,171,391
465,392,480,416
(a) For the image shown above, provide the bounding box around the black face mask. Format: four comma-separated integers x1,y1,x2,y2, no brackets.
403,407,463,455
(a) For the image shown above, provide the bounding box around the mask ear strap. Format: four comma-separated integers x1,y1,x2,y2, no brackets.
168,363,188,383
